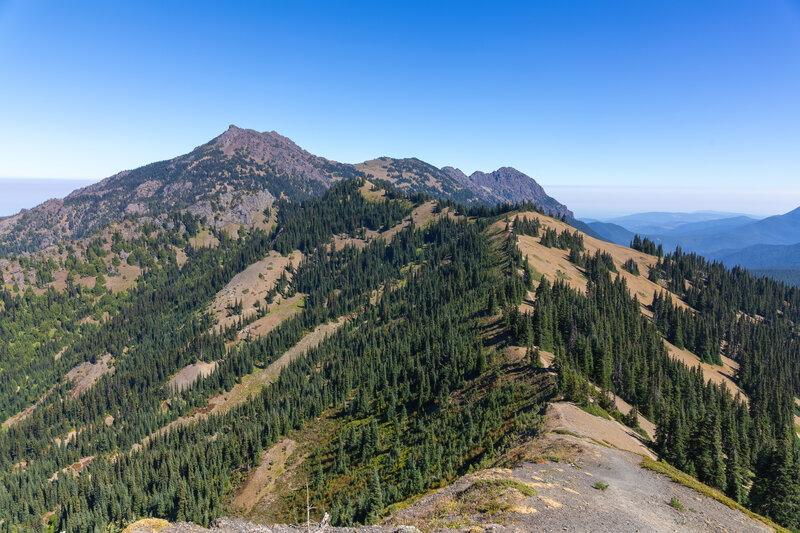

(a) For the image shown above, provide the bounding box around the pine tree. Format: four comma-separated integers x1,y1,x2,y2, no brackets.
724,446,744,504
750,437,800,529
367,466,384,523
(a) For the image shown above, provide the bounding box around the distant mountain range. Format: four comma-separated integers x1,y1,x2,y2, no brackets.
586,208,800,286
0,125,573,255
593,211,757,234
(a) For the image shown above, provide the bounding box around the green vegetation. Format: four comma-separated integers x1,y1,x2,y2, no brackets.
630,235,663,257
539,226,584,251
1,180,800,533
0,183,553,532
593,481,609,491
473,478,536,497
552,429,582,438
669,497,685,511
456,478,536,516
622,258,640,275
511,215,541,237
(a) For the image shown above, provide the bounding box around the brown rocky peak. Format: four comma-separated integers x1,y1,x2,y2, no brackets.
211,125,330,183
215,125,303,161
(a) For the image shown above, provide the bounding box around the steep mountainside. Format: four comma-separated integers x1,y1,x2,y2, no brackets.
750,267,800,287
586,221,636,245
3,180,798,533
0,126,570,255
603,211,753,234
589,214,760,248
590,210,800,282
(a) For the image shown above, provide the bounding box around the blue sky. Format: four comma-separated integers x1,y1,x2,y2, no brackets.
1,1,799,217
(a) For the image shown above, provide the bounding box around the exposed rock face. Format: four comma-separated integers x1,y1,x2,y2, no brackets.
213,126,331,184
355,157,570,218
186,190,275,228
440,166,487,198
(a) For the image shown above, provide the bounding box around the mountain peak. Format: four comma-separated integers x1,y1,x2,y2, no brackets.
468,166,573,218
213,125,301,159
209,126,332,185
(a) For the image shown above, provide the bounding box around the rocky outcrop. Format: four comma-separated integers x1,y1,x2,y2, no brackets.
186,190,275,228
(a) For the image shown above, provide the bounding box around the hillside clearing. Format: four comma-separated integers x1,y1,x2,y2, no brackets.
512,213,688,312
510,345,656,440
208,250,303,333
547,402,655,459
66,354,113,398
168,361,218,393
234,293,304,343
509,213,744,409
665,341,745,400
2,385,56,429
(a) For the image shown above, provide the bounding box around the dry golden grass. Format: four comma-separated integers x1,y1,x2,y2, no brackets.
237,293,304,342
189,229,219,248
509,212,743,404
232,438,298,512
140,317,348,447
664,340,745,400
512,212,687,311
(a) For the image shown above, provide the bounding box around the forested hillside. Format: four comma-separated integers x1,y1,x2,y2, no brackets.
1,178,799,533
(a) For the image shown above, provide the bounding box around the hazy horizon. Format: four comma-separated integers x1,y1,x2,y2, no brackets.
2,176,793,222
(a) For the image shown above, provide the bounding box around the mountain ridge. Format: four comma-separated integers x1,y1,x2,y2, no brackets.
0,125,572,255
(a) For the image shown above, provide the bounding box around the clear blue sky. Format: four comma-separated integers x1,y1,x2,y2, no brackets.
1,0,799,217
